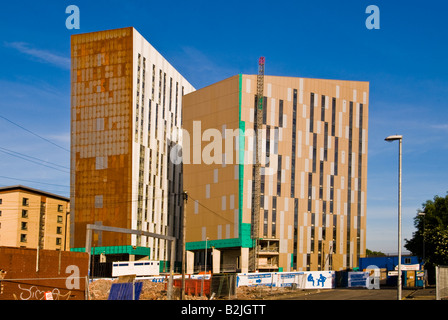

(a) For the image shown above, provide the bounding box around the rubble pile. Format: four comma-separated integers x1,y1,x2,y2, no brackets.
88,279,208,300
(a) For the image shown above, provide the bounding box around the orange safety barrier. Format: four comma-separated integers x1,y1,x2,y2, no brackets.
166,278,211,296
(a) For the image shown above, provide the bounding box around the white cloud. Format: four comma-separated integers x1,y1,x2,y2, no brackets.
431,124,448,131
5,42,70,70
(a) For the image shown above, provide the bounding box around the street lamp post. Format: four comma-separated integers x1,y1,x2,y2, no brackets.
385,134,403,300
202,237,209,297
418,211,426,288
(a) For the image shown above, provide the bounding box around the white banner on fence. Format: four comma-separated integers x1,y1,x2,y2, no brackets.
236,271,335,289
348,272,370,288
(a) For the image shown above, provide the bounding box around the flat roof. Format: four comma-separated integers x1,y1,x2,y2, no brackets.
0,185,70,202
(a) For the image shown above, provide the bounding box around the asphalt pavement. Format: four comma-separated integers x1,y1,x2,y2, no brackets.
269,286,437,300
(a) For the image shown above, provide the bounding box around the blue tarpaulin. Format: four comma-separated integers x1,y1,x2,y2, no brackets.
108,282,143,300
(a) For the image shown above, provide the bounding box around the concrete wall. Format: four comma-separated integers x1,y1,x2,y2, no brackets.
0,247,88,300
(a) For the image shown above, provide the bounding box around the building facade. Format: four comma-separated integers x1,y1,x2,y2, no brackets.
182,74,369,273
0,185,70,251
70,27,194,263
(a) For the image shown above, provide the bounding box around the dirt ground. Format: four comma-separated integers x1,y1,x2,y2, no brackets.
88,279,298,300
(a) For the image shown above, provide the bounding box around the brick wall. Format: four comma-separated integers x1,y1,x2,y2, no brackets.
0,247,88,300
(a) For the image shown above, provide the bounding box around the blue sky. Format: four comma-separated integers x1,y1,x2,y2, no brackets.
0,0,447,253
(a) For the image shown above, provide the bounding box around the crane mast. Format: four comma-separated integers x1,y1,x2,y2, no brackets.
251,57,265,272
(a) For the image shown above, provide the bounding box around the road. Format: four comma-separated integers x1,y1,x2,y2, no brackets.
275,286,437,300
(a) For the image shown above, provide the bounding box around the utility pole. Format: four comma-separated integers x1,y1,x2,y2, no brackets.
181,191,188,300
251,57,265,272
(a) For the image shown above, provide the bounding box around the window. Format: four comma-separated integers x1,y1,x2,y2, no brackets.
57,226,62,234
57,215,63,223
58,204,64,213
56,238,62,246
0,199,2,204
20,234,27,243
22,210,28,218
21,222,27,230
22,198,29,206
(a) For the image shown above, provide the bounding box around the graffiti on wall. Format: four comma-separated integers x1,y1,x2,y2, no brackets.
14,285,72,300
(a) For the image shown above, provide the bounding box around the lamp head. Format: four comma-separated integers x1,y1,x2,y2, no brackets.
385,135,403,142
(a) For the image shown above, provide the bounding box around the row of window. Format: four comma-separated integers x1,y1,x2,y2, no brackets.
0,198,66,212
19,233,64,245
0,210,65,221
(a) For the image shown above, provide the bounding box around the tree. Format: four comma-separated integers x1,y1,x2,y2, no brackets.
366,249,386,256
405,192,448,283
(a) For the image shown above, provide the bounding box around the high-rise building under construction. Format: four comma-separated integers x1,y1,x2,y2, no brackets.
182,74,369,273
70,27,194,264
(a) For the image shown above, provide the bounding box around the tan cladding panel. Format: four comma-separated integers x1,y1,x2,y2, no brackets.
71,28,134,247
183,76,240,243
239,75,369,271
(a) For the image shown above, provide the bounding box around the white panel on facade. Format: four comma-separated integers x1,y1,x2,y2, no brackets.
206,184,210,199
246,78,251,93
222,196,226,211
336,85,340,99
214,169,218,183
267,83,272,97
234,209,239,237
287,88,292,102
202,227,206,241
194,200,199,214
226,224,230,239
217,225,222,239
96,118,104,131
94,195,103,208
247,180,252,209
356,103,360,129
230,194,235,210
